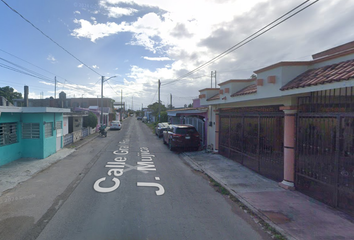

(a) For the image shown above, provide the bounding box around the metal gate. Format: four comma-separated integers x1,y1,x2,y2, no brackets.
219,106,284,182
185,117,206,148
296,88,354,217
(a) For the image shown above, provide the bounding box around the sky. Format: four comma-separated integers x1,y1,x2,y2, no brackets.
1,0,354,110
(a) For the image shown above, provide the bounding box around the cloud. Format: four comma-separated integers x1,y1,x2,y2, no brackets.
71,19,129,42
99,1,138,18
92,65,99,69
68,0,354,108
77,64,84,68
46,54,57,63
143,56,171,61
74,10,81,14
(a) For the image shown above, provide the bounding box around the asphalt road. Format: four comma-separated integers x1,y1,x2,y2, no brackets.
2,117,272,240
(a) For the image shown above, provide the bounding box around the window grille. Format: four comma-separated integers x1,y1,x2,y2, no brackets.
0,122,18,146
56,121,62,130
22,123,40,139
45,122,53,138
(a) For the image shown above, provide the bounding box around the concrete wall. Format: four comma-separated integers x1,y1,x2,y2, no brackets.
0,113,22,166
0,112,64,166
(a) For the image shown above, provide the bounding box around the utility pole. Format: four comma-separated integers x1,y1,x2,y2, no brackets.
101,76,104,126
158,79,161,122
120,89,123,121
170,94,172,110
54,76,57,99
211,71,217,88
215,70,217,88
132,96,133,111
101,75,116,126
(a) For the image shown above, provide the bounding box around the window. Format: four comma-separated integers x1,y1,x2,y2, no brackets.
45,122,53,138
176,127,197,134
56,121,62,130
22,123,40,139
0,122,18,146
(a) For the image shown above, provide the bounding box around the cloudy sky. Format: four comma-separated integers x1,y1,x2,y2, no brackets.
1,0,354,109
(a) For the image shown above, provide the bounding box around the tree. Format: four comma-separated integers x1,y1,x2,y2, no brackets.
160,111,168,122
250,73,257,79
0,86,22,104
147,102,167,121
83,112,98,128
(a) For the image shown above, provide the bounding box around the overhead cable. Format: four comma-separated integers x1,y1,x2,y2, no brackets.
1,0,102,77
162,0,318,86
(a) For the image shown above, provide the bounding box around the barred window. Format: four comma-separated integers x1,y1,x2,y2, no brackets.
56,121,62,130
0,122,18,146
22,123,40,139
45,122,53,138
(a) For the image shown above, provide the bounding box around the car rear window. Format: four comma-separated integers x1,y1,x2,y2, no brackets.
175,128,197,134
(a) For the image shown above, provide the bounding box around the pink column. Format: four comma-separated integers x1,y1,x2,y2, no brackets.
279,107,297,190
215,113,220,151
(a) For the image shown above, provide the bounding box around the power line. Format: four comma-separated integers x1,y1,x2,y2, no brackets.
0,49,103,94
0,63,53,82
1,0,102,77
162,0,318,86
0,57,54,81
149,90,158,105
0,48,73,84
106,81,121,97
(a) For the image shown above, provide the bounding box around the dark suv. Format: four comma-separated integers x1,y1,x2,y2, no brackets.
162,124,200,151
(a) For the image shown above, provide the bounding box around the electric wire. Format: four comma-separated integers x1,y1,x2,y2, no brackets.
1,0,103,77
162,0,318,86
0,48,98,94
0,63,53,82
0,57,54,82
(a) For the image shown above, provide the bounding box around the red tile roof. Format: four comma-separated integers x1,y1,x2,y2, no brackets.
230,84,257,97
281,59,354,90
207,93,220,101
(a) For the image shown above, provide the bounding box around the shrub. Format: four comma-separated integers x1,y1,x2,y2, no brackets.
83,112,98,128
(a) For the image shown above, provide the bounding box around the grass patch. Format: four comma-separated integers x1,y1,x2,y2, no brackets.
207,175,287,240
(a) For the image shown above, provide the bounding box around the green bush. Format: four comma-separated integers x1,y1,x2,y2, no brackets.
83,112,98,128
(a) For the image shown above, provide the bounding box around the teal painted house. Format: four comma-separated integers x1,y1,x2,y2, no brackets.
0,106,70,167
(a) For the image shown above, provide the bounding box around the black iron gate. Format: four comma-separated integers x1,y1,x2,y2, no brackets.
296,87,354,217
219,106,284,182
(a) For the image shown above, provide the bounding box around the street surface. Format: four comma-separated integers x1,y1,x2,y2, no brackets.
0,117,271,240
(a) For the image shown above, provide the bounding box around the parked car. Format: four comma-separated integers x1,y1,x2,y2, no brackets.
137,116,142,120
142,117,148,123
162,124,200,151
155,122,169,138
110,120,121,130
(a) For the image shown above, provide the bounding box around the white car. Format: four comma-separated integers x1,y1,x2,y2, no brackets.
110,121,122,130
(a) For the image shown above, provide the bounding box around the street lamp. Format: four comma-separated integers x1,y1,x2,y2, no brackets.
101,75,116,126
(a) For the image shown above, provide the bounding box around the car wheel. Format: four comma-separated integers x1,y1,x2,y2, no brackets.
169,140,174,151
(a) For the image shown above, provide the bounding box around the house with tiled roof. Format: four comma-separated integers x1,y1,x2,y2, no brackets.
199,40,354,217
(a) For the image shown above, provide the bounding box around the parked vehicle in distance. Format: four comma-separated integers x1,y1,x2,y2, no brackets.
162,124,200,151
155,122,169,138
110,120,122,130
137,116,142,120
142,116,148,123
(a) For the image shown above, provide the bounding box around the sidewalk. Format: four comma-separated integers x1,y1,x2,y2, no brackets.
182,151,354,240
0,133,99,197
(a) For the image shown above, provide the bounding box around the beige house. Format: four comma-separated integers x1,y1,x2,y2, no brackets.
199,41,354,216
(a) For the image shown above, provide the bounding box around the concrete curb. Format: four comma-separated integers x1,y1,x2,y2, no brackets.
181,152,297,240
